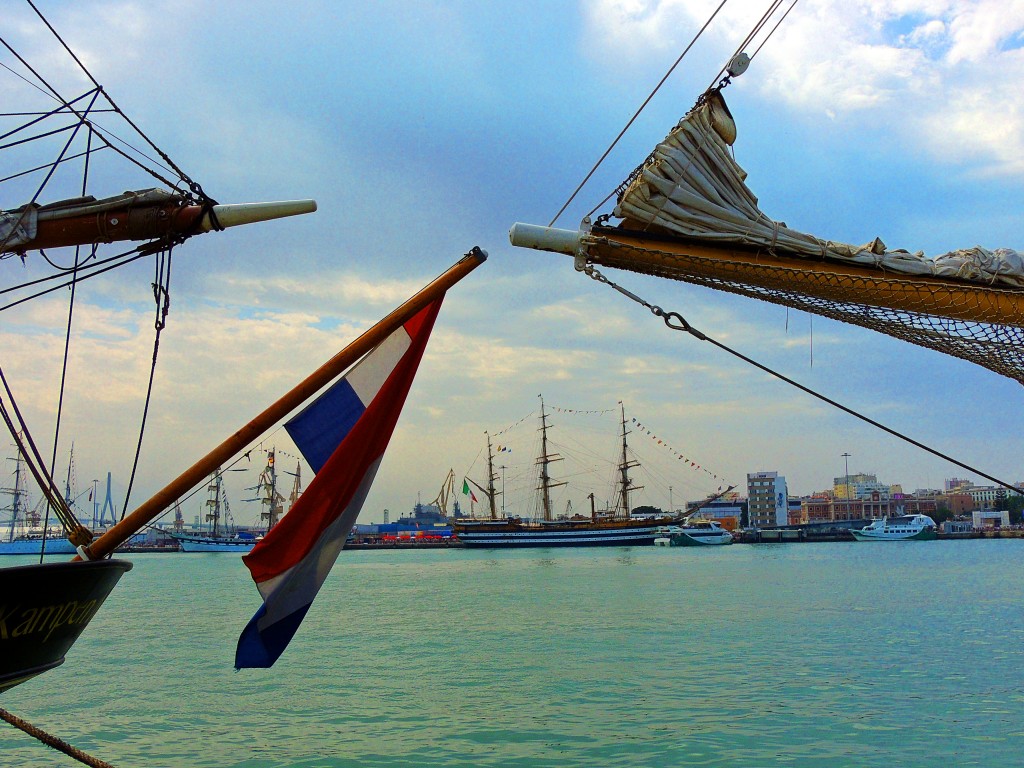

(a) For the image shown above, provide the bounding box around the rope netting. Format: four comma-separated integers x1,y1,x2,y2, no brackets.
583,232,1024,385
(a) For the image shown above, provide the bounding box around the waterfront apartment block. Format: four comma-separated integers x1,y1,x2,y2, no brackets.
746,471,788,528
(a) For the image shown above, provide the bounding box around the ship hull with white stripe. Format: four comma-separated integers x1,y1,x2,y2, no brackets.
453,519,671,548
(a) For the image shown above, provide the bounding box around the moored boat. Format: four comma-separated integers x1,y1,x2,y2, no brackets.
0,558,132,693
0,533,78,556
455,516,672,547
665,518,734,546
851,514,937,541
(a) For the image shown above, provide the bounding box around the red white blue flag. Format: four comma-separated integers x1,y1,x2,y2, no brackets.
235,298,443,668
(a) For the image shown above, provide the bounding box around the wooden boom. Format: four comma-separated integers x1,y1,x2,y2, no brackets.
79,248,487,560
2,189,317,254
510,222,1024,326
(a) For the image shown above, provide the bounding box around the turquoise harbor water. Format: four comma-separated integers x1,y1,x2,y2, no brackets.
2,541,1023,767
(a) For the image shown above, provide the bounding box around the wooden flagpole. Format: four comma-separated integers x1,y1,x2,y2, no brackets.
82,247,487,560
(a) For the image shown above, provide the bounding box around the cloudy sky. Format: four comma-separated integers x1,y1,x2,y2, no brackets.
3,0,1024,528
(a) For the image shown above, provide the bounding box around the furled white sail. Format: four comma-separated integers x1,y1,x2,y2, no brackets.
615,92,1024,288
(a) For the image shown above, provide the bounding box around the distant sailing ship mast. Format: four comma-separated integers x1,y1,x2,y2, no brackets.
483,433,499,519
255,450,285,531
536,396,567,521
615,402,642,520
2,446,29,540
204,469,229,538
287,461,303,513
465,433,501,519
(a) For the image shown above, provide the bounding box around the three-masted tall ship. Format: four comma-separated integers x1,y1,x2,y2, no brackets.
453,399,679,547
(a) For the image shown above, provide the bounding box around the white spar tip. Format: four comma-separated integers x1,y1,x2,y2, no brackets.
201,199,317,231
508,222,582,256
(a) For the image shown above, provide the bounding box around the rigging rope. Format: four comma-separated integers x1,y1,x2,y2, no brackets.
2,1,222,531
1,246,157,311
553,0,800,228
701,0,798,92
548,0,730,227
24,0,217,206
748,0,800,63
42,126,96,562
581,262,1023,495
0,390,88,544
120,245,173,521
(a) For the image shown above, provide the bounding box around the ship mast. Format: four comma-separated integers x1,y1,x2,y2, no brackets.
205,470,224,537
617,402,642,519
258,450,282,530
288,461,303,512
3,447,28,540
536,396,566,521
485,432,499,519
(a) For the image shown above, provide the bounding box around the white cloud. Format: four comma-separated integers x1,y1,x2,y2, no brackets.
584,0,1024,175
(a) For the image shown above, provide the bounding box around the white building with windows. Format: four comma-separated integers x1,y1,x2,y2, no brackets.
967,486,1022,510
747,471,788,528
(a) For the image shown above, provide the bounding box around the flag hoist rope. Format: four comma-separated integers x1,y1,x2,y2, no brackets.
581,261,1022,495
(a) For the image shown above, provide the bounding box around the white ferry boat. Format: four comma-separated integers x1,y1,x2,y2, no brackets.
661,519,734,546
850,514,937,541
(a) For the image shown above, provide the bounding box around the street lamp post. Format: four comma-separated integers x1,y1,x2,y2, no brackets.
669,485,674,517
842,452,852,520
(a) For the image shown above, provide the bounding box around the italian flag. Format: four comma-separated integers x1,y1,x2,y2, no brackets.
462,478,478,503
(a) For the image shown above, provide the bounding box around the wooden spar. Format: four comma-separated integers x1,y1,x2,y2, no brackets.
3,195,317,254
80,247,487,560
509,222,1024,326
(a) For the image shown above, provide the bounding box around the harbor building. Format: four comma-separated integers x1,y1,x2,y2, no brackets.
747,471,788,528
860,491,893,519
965,485,1022,511
892,493,939,518
942,518,974,535
973,510,1011,529
937,491,974,516
832,472,891,501
802,494,833,524
786,497,803,526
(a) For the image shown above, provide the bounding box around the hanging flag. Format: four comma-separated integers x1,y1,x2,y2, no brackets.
235,298,443,669
462,478,478,503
